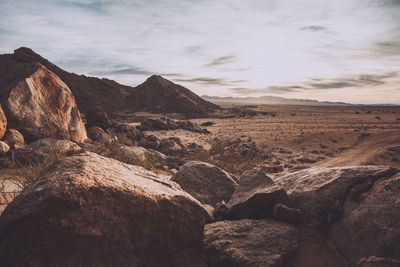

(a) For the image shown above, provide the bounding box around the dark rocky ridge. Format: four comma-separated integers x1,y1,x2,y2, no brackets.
0,47,220,115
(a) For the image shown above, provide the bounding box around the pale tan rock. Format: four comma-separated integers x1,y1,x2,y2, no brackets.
4,64,87,143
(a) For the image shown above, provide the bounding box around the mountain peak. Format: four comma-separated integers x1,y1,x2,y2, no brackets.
145,75,171,87
14,47,43,63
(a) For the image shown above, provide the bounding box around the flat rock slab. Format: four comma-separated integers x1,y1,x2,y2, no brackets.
203,219,299,267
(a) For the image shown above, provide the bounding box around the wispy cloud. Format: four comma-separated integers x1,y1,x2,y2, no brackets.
206,55,237,67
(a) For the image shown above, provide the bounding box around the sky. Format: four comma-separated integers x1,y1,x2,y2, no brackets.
0,0,400,104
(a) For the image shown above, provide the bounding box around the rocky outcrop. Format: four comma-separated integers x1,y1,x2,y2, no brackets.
1,64,87,143
329,173,400,265
203,219,299,267
272,166,398,225
87,126,111,143
3,129,24,148
223,170,287,220
0,105,6,139
0,48,220,115
0,152,210,267
171,161,238,206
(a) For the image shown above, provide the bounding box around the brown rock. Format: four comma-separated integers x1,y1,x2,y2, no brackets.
224,170,287,220
0,104,6,139
272,166,398,225
159,137,184,155
2,64,87,143
203,219,299,267
87,126,111,143
0,152,210,267
171,161,238,206
3,128,24,148
86,107,112,129
329,173,400,265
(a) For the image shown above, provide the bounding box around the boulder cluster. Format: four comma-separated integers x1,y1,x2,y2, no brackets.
0,154,399,266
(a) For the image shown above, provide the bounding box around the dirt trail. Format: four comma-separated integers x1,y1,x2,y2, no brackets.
318,130,400,168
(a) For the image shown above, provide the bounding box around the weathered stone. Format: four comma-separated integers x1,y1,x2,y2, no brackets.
330,173,400,265
3,64,87,143
0,152,210,267
0,141,10,156
87,126,111,143
203,219,299,267
3,128,24,148
224,170,287,220
272,166,398,225
0,104,6,139
172,161,238,206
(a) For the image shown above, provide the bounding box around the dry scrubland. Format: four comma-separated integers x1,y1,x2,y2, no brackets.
149,104,400,172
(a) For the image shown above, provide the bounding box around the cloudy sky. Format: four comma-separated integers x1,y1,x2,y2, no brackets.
1,0,400,103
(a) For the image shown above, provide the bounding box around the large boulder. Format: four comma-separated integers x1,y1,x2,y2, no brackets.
171,161,238,206
3,128,24,148
2,64,87,143
116,145,166,162
272,166,398,225
203,219,299,267
0,104,6,139
223,170,287,220
329,173,400,265
0,152,210,267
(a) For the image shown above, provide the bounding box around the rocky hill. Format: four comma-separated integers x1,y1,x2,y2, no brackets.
0,48,220,115
128,75,220,115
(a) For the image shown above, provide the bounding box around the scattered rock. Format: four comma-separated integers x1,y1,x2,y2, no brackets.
0,105,6,139
224,170,287,220
87,126,111,143
159,137,184,156
115,123,144,140
0,152,210,267
2,64,87,143
388,145,400,153
273,166,398,225
138,135,160,150
203,219,299,267
0,141,10,156
3,128,24,148
171,161,238,206
329,173,400,265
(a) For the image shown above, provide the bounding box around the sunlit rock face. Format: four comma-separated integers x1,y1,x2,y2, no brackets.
3,64,87,143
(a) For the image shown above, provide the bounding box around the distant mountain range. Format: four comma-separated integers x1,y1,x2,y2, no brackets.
201,95,351,106
0,47,219,116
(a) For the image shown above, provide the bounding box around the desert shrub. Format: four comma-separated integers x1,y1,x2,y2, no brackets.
9,151,64,189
